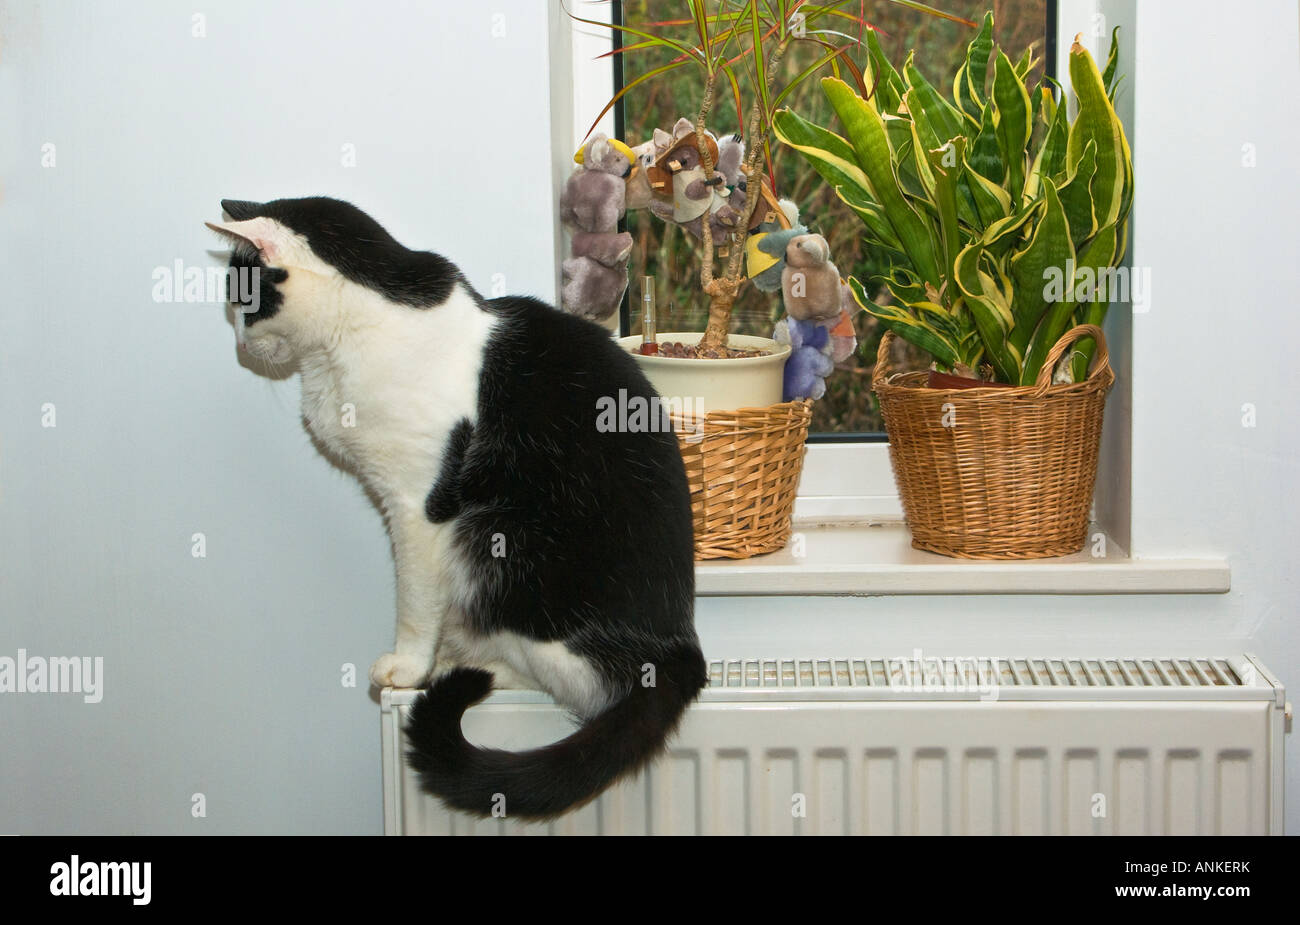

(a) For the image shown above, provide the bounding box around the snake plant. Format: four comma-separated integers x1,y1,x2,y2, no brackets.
774,14,1133,384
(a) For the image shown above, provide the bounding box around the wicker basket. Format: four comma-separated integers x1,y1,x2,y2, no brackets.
669,400,812,560
873,324,1114,559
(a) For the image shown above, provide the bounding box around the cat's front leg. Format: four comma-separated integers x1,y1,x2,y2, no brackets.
369,516,453,689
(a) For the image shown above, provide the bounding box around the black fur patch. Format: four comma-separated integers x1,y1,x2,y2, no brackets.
425,419,474,523
454,296,699,651
406,644,707,820
220,197,463,307
226,239,287,327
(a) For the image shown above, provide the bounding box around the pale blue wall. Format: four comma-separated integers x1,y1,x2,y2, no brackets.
2,0,1297,835
0,0,559,834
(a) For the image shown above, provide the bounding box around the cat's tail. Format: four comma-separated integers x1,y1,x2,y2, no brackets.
403,642,707,821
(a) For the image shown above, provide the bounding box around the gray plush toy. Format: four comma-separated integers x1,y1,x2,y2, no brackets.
559,134,632,233
681,132,749,243
645,119,749,242
559,134,635,319
561,231,633,321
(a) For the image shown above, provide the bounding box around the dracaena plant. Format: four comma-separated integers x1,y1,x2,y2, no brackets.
774,14,1133,384
571,0,974,351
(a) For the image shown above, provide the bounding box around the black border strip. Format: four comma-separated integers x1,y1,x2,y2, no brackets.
1046,0,1059,82
613,0,632,338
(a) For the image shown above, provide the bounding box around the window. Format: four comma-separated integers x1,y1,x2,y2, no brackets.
610,0,1053,440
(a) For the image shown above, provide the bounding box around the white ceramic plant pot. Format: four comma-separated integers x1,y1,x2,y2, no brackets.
618,333,790,415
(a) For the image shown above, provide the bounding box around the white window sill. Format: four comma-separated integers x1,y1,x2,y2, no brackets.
695,523,1230,596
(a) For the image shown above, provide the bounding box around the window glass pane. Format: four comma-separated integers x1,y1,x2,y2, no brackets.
617,0,1049,435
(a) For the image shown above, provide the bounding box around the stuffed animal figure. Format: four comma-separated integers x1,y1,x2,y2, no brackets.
559,133,633,233
745,199,804,291
773,316,835,401
829,281,860,363
771,231,860,400
781,233,842,322
715,133,745,188
641,121,700,218
558,134,636,319
645,120,718,225
680,132,748,242
624,130,672,211
643,119,750,242
571,230,633,267
748,225,807,292
561,231,633,321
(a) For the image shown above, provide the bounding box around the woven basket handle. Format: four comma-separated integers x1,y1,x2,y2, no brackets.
874,325,1110,393
872,329,898,389
1031,323,1110,397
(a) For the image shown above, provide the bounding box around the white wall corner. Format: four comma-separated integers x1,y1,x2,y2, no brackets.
547,6,577,306
569,1,618,151
1056,0,1136,555
549,2,618,326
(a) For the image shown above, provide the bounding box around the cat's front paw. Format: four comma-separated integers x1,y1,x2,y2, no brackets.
369,653,430,689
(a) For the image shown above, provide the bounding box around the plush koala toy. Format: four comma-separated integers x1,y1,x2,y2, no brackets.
570,231,633,267
559,133,634,233
781,233,842,322
558,134,636,320
715,132,745,188
645,119,716,225
624,129,672,212
644,119,749,242
561,231,633,322
682,132,750,243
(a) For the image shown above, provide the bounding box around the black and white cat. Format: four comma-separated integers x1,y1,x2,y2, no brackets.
206,197,706,820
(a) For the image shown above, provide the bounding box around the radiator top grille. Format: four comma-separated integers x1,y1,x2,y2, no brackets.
706,657,1246,690
380,655,1278,709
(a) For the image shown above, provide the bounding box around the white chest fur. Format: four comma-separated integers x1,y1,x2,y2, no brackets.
297,283,497,510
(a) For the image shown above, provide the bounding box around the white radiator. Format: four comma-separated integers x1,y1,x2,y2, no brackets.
380,654,1289,835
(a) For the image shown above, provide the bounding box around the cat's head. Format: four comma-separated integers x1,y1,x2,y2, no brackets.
206,196,437,363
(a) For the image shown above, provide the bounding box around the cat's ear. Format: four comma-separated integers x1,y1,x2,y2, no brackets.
205,216,284,261
220,199,263,220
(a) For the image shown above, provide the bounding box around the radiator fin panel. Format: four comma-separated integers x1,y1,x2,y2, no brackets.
383,655,1281,836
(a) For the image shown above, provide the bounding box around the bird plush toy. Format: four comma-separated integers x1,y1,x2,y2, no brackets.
780,233,841,322
744,198,804,292
772,234,859,401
